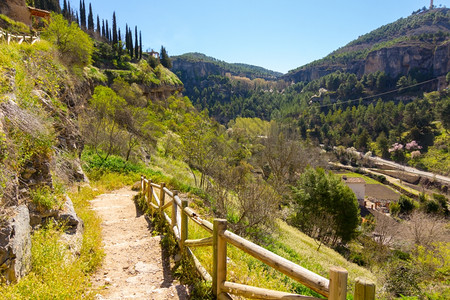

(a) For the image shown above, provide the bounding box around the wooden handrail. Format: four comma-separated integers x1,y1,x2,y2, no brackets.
222,229,330,297
139,176,375,300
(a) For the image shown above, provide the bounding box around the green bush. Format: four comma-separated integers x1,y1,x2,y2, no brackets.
42,14,93,70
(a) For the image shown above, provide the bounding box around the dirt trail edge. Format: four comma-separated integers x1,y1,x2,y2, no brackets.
90,187,189,300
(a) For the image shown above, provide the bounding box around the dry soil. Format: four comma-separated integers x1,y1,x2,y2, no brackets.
90,187,189,299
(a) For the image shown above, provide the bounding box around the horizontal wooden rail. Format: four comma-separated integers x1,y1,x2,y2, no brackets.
222,230,330,297
139,176,374,300
185,236,213,247
222,281,323,300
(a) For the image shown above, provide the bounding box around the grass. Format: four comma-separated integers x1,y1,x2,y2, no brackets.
336,171,382,185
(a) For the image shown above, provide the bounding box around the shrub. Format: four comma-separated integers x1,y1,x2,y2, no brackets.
42,14,93,70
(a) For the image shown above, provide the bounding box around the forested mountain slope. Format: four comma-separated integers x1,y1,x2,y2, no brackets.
284,8,449,84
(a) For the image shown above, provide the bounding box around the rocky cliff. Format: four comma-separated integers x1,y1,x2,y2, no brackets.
283,8,450,83
0,0,31,27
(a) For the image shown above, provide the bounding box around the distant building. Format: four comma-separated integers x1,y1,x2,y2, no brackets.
149,50,159,59
28,6,50,28
343,176,366,203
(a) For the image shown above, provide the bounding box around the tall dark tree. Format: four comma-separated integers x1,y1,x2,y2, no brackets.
87,3,94,31
160,46,172,69
134,26,139,59
79,0,86,29
76,11,80,26
96,15,100,35
67,2,72,22
105,19,110,41
129,28,133,58
112,12,118,47
125,24,129,52
62,0,68,18
118,28,123,56
102,19,105,38
139,31,142,59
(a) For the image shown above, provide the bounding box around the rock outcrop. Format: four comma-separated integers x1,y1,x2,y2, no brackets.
0,0,31,27
283,42,449,83
0,205,32,283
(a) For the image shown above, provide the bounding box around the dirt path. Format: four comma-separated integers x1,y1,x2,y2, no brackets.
90,187,189,299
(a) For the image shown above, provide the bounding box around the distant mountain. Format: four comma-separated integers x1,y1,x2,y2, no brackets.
283,8,450,83
172,52,283,81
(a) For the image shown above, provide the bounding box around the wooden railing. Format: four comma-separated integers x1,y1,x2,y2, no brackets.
0,29,41,45
140,176,376,300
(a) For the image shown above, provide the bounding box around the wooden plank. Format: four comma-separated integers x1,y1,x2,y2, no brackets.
184,237,213,247
190,216,214,234
161,199,173,210
222,230,330,297
213,219,228,297
159,183,166,208
222,281,323,300
164,212,171,226
173,225,181,241
181,199,188,250
163,187,173,198
186,247,212,282
329,267,347,300
149,202,159,210
354,278,375,300
153,189,160,206
174,194,182,208
150,182,160,188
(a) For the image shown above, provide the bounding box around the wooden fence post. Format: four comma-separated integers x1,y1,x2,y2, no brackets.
213,219,227,298
143,176,147,198
159,182,166,209
329,266,348,300
180,198,188,251
140,175,144,192
171,191,178,234
354,278,375,300
147,179,152,209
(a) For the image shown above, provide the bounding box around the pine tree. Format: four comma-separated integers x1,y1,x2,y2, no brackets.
96,15,100,35
112,12,118,46
160,46,172,69
139,31,143,59
134,26,139,59
88,3,94,31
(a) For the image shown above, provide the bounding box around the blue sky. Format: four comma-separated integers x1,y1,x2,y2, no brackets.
63,0,447,73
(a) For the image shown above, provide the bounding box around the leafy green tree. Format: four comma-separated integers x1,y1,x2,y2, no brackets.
376,132,390,158
292,167,360,246
42,13,93,69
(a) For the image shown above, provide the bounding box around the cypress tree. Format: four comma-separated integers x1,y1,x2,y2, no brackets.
96,15,100,34
88,3,94,31
118,28,123,56
102,19,105,38
62,0,68,18
79,1,83,28
129,28,133,58
105,19,109,41
139,31,142,59
68,2,72,22
125,24,129,52
112,12,118,46
76,11,80,27
134,26,139,59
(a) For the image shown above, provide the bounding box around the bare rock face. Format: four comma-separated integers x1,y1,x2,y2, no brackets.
0,0,31,27
364,44,436,78
0,205,32,283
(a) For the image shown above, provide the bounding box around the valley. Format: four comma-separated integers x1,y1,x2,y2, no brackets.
0,1,449,299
